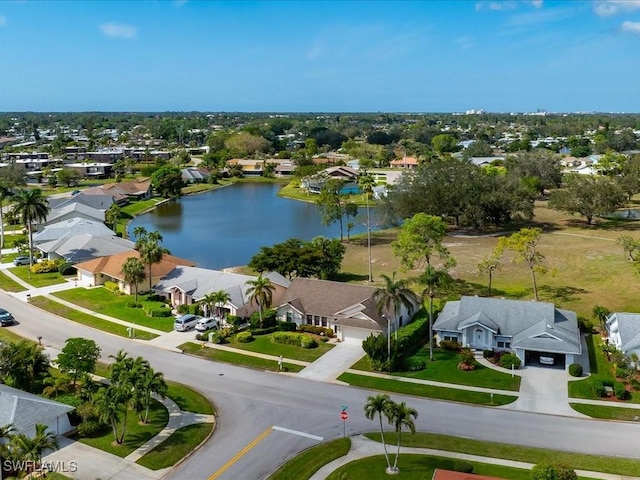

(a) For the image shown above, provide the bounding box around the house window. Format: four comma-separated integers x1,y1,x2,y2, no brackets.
444,335,457,342
286,312,293,322
321,316,327,327
314,315,320,326
497,341,505,348
505,342,511,348
306,315,312,325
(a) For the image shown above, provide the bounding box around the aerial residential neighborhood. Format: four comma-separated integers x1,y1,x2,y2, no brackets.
3,1,640,480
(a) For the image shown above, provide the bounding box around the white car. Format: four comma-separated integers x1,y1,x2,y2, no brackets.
539,355,555,365
195,317,219,332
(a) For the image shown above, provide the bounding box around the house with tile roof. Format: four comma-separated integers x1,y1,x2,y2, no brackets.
0,384,73,437
74,250,195,294
153,267,290,318
433,296,582,368
606,312,640,359
275,277,415,343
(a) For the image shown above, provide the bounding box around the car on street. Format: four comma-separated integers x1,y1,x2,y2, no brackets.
13,256,30,266
195,317,219,332
174,314,203,332
0,308,15,326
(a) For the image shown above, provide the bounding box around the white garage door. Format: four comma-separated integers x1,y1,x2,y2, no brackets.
341,327,374,344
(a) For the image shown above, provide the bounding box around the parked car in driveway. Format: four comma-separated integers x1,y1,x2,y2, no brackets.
0,308,15,326
13,256,30,266
539,354,555,365
174,314,202,332
195,317,219,332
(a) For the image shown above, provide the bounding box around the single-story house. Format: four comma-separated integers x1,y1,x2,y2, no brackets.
432,470,505,480
275,277,414,343
33,218,116,245
433,296,582,368
606,312,640,358
153,266,290,318
182,167,210,183
80,185,129,206
389,156,419,169
102,178,153,201
301,166,359,194
36,234,135,264
48,191,114,212
43,202,105,226
74,250,195,293
0,384,73,437
64,162,113,179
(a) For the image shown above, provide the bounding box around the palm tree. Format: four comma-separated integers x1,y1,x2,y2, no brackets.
593,305,611,334
0,424,15,476
357,172,376,282
478,253,502,297
246,274,275,328
121,257,146,303
31,424,59,464
42,370,73,398
137,367,167,423
420,265,452,362
0,182,13,261
8,424,59,467
11,188,50,277
94,385,125,443
136,230,164,292
364,394,392,470
373,273,418,369
386,401,418,474
106,203,121,231
0,340,50,392
200,290,231,318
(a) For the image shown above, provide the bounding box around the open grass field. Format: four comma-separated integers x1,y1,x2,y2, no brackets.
53,288,174,331
226,332,334,362
341,201,640,319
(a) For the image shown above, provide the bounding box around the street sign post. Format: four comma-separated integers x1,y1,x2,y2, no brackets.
340,409,348,437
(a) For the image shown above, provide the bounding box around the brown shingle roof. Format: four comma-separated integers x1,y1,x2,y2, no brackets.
75,249,195,280
432,470,506,480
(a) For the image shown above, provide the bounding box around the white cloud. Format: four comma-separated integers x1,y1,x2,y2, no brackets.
476,1,544,11
99,22,137,39
621,20,640,32
0,15,6,27
594,0,640,16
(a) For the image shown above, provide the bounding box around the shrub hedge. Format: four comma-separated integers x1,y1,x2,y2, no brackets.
236,331,253,343
299,324,334,337
568,363,583,377
499,353,521,369
272,332,318,349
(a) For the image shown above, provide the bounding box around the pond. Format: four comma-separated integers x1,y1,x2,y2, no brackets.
128,183,377,270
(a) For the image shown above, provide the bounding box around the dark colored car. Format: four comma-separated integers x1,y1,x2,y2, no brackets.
0,308,14,326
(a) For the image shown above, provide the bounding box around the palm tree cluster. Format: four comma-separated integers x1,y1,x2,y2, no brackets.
94,350,167,445
0,424,59,477
364,394,418,475
199,290,231,318
0,340,50,392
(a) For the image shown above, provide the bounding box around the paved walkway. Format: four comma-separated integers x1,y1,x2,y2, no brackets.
309,435,640,480
297,341,365,382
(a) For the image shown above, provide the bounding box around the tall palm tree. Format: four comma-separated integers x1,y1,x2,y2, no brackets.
373,273,418,369
245,274,275,328
420,265,452,362
0,182,13,261
200,290,231,318
8,424,59,466
357,172,376,282
136,230,164,293
387,401,418,474
364,394,392,470
11,188,50,277
592,305,611,334
121,257,146,302
94,385,125,444
137,367,167,423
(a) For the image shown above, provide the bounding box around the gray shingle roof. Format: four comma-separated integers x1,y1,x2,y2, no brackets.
46,202,105,224
36,234,135,263
608,312,640,352
33,218,115,244
0,384,73,435
434,296,581,354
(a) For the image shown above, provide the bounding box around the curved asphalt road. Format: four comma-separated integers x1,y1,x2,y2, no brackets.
3,290,639,480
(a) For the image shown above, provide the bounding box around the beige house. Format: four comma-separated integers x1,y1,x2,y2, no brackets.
74,249,195,294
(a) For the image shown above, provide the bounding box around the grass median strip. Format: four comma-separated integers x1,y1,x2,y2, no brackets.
30,296,158,340
166,381,215,415
570,403,640,421
338,372,516,406
179,342,304,373
364,432,640,477
268,438,350,480
136,423,214,470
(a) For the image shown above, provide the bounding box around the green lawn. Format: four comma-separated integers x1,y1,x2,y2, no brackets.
0,325,27,344
337,373,516,406
30,296,158,340
136,423,214,470
570,403,640,421
79,398,169,458
326,454,535,480
268,438,351,480
166,381,215,415
364,432,640,477
352,348,520,391
0,271,26,292
53,287,175,332
179,342,304,372
227,333,334,362
120,198,165,218
9,266,68,287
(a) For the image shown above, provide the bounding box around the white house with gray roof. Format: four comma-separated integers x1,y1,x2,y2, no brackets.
36,234,135,264
33,218,115,245
433,296,582,367
606,312,640,358
0,384,73,437
153,267,290,318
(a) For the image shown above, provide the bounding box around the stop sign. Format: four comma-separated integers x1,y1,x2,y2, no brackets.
340,411,348,420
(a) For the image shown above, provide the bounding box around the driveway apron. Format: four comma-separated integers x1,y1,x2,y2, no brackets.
297,341,365,382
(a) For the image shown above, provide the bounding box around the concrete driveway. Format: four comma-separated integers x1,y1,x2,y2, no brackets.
502,364,586,417
297,341,365,382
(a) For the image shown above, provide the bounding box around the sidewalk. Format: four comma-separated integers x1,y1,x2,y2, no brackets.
309,435,640,480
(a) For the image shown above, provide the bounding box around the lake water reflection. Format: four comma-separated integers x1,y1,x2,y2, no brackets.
128,183,375,269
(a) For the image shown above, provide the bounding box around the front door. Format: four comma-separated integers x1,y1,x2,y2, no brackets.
475,329,483,348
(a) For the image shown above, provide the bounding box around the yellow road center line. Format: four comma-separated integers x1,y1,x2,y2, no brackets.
208,426,274,480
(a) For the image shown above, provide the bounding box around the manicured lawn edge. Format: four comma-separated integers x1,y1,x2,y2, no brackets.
364,432,640,476
9,266,68,287
178,342,304,373
570,402,640,421
136,423,214,470
268,438,351,480
337,372,516,406
166,381,215,415
226,332,334,362
30,296,158,340
0,270,27,292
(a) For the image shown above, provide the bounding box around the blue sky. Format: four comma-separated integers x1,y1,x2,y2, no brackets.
1,0,639,112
